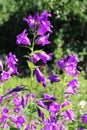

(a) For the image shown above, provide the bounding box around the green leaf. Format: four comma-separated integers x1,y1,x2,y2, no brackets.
37,106,50,119
27,61,35,70
60,105,72,112
33,50,44,54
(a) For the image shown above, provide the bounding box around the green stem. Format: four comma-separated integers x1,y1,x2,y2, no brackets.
29,30,36,130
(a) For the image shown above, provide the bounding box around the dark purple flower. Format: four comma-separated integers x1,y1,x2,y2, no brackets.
32,52,52,65
9,85,24,93
1,71,11,81
37,34,51,46
14,107,20,113
37,21,52,35
56,57,67,69
48,72,60,84
81,114,87,124
2,106,10,116
35,67,46,87
16,29,30,45
66,78,79,95
23,15,35,29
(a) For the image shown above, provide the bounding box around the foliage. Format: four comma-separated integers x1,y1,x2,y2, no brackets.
0,0,87,67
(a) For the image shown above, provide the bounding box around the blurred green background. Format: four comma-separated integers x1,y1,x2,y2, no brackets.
0,0,87,71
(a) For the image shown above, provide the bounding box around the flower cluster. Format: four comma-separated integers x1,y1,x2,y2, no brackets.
0,52,18,82
0,10,85,130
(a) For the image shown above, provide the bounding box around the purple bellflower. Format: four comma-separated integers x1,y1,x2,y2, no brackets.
35,67,46,87
23,15,35,29
65,54,80,76
81,114,87,124
56,57,67,69
16,29,30,45
66,78,79,95
47,71,60,84
39,10,52,21
37,20,52,35
1,71,11,81
32,52,52,65
37,33,51,46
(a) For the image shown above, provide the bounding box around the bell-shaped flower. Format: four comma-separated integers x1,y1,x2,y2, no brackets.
49,102,60,114
16,29,30,45
1,71,11,81
62,100,75,122
32,52,52,65
37,20,52,35
81,114,87,124
47,71,60,84
6,52,18,67
66,78,79,95
56,57,67,69
23,15,35,29
39,10,52,21
35,67,46,87
37,33,51,46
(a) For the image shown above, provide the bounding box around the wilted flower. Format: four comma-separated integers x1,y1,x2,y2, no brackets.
16,29,30,45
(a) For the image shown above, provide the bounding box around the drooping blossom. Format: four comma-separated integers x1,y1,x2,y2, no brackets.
35,67,46,87
32,52,52,65
16,29,30,45
23,15,35,29
66,78,79,95
37,33,51,46
47,71,60,84
81,114,87,124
